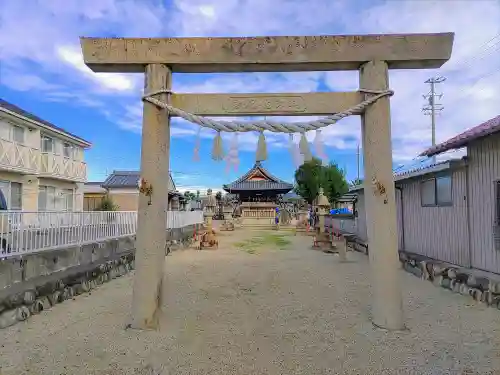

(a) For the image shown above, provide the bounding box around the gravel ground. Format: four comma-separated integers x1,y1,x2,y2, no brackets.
1,230,500,375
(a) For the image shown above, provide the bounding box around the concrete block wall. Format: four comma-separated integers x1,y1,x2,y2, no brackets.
0,225,197,329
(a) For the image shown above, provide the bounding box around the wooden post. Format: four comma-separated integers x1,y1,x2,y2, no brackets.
338,237,347,262
359,60,404,330
129,64,171,329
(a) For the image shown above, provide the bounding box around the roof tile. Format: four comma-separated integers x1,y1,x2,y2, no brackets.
223,161,293,192
101,170,176,191
0,98,91,146
420,115,500,157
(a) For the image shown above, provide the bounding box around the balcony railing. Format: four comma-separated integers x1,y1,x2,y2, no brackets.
0,210,204,258
0,139,87,182
0,138,39,173
40,153,87,182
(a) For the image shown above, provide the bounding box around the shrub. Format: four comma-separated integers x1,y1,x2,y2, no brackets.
94,196,118,211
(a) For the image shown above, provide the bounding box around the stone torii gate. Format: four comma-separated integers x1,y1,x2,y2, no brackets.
80,33,454,331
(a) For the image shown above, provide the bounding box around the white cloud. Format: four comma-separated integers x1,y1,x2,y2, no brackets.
1,0,499,168
57,46,135,91
332,0,500,162
198,5,216,18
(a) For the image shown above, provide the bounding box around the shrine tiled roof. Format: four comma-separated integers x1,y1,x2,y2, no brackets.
223,162,294,192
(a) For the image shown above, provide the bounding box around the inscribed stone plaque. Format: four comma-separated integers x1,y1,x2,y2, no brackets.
222,96,306,114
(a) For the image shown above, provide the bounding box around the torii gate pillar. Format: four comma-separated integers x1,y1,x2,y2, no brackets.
360,61,404,329
130,64,171,329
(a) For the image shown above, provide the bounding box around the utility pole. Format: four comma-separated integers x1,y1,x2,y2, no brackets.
422,77,446,164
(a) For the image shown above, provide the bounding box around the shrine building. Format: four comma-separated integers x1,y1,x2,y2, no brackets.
223,161,293,227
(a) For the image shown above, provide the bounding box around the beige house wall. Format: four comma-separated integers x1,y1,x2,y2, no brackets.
0,113,88,181
107,187,179,211
0,171,83,211
38,177,83,211
0,106,90,211
108,189,139,211
0,171,39,211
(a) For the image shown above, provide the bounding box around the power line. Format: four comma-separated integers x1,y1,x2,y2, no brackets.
437,32,500,107
422,76,446,164
445,64,500,107
445,33,500,73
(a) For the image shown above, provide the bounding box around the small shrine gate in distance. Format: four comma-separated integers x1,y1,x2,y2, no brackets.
223,161,293,227
80,32,454,332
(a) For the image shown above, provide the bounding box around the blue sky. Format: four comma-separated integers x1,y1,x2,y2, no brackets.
0,0,499,193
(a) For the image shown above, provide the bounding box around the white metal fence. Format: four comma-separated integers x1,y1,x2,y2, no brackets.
0,210,204,258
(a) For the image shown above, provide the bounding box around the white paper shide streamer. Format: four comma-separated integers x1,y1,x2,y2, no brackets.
225,133,240,173
142,88,392,168
313,129,327,163
288,134,304,168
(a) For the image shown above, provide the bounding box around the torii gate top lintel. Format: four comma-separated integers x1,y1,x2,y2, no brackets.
80,32,454,73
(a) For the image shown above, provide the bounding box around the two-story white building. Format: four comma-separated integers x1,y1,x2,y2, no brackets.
0,99,90,212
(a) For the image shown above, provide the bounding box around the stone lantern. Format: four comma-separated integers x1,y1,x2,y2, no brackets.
316,187,330,234
313,188,346,260
313,187,333,250
204,189,217,230
200,189,218,249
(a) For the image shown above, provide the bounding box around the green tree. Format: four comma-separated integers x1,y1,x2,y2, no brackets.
215,191,222,201
294,158,323,204
350,178,363,186
294,158,348,204
322,161,349,204
183,191,196,201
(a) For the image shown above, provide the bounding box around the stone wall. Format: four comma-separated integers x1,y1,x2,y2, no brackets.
344,235,500,311
399,252,500,310
0,225,197,329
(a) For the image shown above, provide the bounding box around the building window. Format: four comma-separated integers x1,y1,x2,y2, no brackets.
496,181,500,225
41,135,54,153
436,176,452,205
12,125,25,144
494,181,500,251
420,175,453,207
0,121,10,140
63,189,74,211
72,146,83,161
420,179,436,206
0,180,22,210
0,122,25,144
63,142,74,158
38,185,56,211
